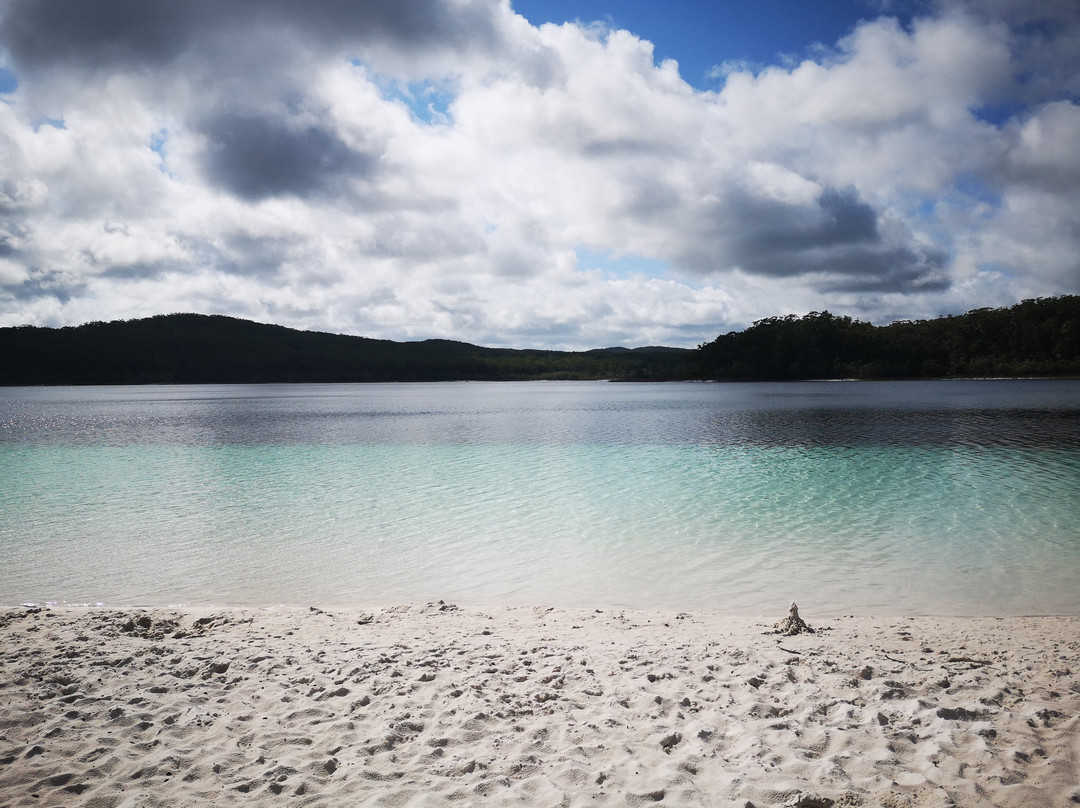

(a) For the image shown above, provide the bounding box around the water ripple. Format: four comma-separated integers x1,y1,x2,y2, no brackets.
2,382,1078,614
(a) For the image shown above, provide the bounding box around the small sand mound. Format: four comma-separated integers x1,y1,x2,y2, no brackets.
773,602,815,635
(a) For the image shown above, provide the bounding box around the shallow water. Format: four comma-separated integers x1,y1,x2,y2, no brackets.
2,380,1078,614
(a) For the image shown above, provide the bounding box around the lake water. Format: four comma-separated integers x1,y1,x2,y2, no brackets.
2,380,1078,615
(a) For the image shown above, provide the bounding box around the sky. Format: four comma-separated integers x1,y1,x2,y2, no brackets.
0,0,1077,350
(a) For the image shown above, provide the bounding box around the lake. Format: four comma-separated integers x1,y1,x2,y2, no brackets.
1,380,1078,615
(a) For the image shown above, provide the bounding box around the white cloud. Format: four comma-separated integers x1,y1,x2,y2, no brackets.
0,0,1077,348
1005,101,1080,189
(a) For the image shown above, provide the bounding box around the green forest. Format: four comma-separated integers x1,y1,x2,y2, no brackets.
697,295,1080,380
0,313,691,384
2,296,1078,385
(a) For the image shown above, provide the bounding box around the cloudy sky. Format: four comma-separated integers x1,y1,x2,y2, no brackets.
0,0,1077,349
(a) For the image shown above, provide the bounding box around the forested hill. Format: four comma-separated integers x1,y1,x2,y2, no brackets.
1,296,1078,385
697,295,1080,380
0,313,692,384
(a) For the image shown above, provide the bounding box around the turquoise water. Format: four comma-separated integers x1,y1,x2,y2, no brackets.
2,381,1078,614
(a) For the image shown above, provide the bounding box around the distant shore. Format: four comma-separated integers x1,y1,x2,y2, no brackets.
2,604,1077,807
4,297,1079,385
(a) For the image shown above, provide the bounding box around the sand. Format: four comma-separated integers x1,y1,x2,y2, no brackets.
0,604,1077,807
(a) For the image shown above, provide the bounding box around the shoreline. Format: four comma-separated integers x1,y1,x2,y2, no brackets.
2,604,1078,807
8,600,1080,619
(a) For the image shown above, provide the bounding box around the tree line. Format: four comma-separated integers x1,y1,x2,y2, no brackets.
696,296,1080,380
0,313,691,384
1,296,1078,385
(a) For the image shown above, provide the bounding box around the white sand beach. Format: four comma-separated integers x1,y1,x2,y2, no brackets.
1,604,1077,807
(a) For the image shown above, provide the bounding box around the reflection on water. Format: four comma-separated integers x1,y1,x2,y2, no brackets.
1,381,1078,614
697,406,1080,448
3,379,1080,449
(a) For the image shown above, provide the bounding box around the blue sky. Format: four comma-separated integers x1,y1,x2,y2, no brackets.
514,0,881,86
0,0,1077,348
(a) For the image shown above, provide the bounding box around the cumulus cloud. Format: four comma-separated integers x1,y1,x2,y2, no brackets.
0,0,1076,347
0,0,506,74
199,112,378,200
